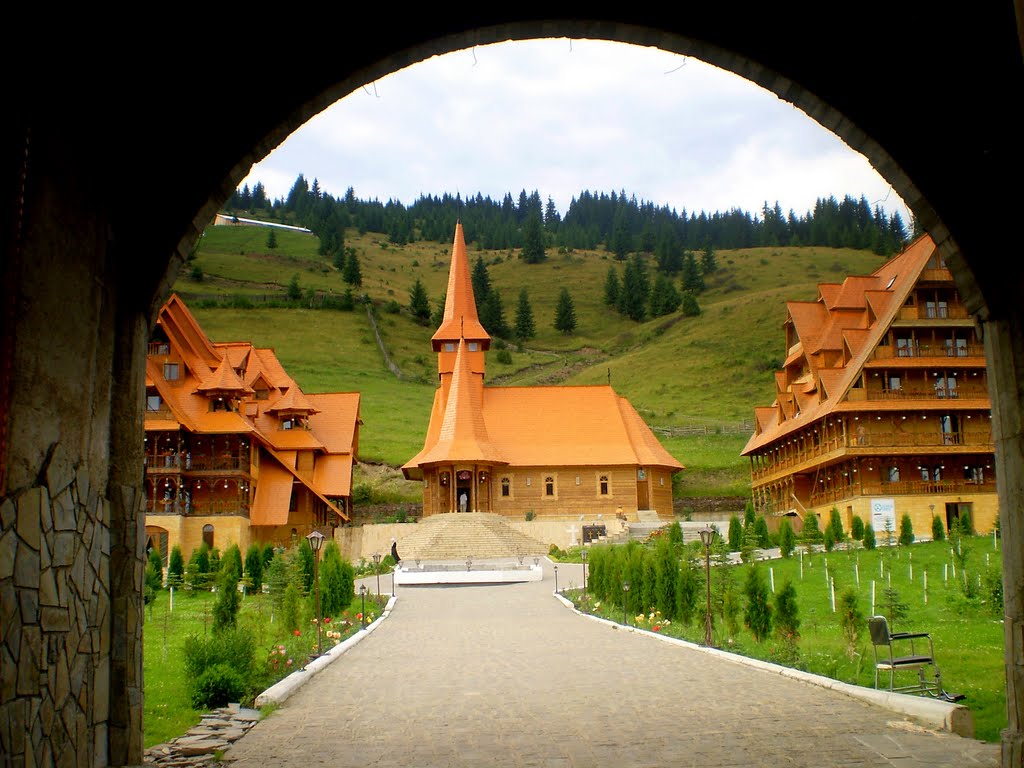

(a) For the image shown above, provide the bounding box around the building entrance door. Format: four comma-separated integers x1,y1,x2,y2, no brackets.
456,484,471,513
636,469,649,510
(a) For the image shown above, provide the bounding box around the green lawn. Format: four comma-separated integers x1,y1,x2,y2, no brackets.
569,535,1007,742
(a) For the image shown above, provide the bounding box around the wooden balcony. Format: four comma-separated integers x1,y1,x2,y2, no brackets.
809,478,996,506
144,500,250,516
871,342,986,361
751,431,993,483
861,385,988,402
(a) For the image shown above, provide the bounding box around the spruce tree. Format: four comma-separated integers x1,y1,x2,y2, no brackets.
728,515,743,551
604,265,620,307
779,518,796,558
649,274,682,317
931,515,946,542
774,579,800,642
244,544,264,592
681,291,701,317
701,241,718,274
514,288,535,342
471,256,492,305
743,566,773,642
287,274,302,301
266,228,278,249
899,513,915,546
520,213,547,264
342,250,362,287
682,251,704,293
553,288,577,334
480,289,509,338
409,278,431,324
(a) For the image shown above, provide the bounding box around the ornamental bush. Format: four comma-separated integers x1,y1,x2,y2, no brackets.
743,566,773,643
190,664,246,710
850,516,865,541
863,523,877,550
899,513,915,546
931,515,946,542
778,519,796,559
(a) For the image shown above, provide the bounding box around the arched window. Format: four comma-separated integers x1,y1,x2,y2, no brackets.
501,477,510,497
545,476,555,496
202,524,214,549
599,475,609,495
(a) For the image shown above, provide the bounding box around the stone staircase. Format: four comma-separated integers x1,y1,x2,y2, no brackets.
396,513,548,561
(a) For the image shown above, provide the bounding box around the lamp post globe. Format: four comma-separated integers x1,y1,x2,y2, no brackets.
580,549,588,594
359,583,367,628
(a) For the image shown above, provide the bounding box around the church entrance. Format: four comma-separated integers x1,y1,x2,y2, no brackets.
637,468,649,510
456,470,473,512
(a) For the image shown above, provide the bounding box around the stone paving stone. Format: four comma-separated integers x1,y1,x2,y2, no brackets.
222,568,1000,768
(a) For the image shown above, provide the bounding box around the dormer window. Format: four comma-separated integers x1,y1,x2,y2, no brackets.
163,362,180,381
468,342,479,352
255,388,269,401
146,394,162,412
211,398,230,412
282,419,293,430
444,343,455,352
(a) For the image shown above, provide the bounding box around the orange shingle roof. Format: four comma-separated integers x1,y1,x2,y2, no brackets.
196,357,252,394
431,222,490,349
742,234,937,455
406,339,506,467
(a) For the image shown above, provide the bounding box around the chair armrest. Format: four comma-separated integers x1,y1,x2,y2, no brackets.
890,632,930,640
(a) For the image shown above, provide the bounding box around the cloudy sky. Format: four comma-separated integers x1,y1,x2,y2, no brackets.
242,38,911,225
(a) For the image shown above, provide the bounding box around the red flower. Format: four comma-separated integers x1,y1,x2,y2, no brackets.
293,629,301,636
652,625,661,632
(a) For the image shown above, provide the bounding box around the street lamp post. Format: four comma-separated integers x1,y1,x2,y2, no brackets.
622,580,630,626
554,565,559,593
372,552,381,596
306,530,325,656
699,525,715,647
581,549,588,594
359,583,367,629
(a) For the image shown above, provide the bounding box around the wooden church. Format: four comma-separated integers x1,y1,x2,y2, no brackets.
402,223,684,520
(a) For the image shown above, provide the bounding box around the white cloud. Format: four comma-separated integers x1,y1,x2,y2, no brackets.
242,39,911,225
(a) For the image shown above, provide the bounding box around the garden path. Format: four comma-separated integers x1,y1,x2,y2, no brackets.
222,562,998,768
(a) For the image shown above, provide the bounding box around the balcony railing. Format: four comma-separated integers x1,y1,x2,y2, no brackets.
144,452,246,472
144,500,250,516
751,431,992,482
862,385,987,402
809,477,996,506
873,342,985,361
147,342,171,356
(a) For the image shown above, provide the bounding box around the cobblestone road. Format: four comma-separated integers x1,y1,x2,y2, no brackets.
223,564,999,768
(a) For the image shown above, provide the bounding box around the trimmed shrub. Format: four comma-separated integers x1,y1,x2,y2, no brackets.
850,516,865,541
728,515,743,551
931,515,946,542
743,566,773,642
191,664,246,710
863,523,876,550
778,519,796,559
898,513,915,546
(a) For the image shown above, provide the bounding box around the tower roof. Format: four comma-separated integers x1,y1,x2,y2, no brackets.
431,222,490,349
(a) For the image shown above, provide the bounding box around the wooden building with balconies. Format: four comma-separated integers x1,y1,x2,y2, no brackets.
143,294,361,565
742,234,996,538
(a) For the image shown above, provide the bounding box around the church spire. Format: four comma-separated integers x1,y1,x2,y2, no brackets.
431,221,490,351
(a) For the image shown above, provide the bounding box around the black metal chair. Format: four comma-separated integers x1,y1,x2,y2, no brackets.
867,615,963,701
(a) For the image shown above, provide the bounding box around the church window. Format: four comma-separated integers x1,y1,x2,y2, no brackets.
202,524,214,549
599,475,609,495
501,477,510,497
545,476,555,496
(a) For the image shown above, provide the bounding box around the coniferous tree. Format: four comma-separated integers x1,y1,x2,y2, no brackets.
342,250,362,287
514,288,535,343
851,515,865,541
287,274,302,301
520,213,547,264
471,256,492,305
728,515,743,551
700,242,717,274
553,288,577,334
682,251,705,293
779,519,796,558
480,289,509,338
244,544,264,592
409,278,431,325
618,255,649,322
266,228,278,249
743,566,773,642
603,266,620,307
774,579,800,642
898,513,915,546
863,523,877,550
319,541,354,616
680,291,701,317
649,274,682,317
931,515,946,542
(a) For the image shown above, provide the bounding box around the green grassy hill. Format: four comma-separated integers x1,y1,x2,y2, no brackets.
178,224,888,504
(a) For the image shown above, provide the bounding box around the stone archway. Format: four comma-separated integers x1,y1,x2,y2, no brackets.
3,10,1021,767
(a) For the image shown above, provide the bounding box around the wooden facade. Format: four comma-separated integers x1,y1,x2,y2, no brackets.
143,295,361,566
743,235,997,538
402,223,684,520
